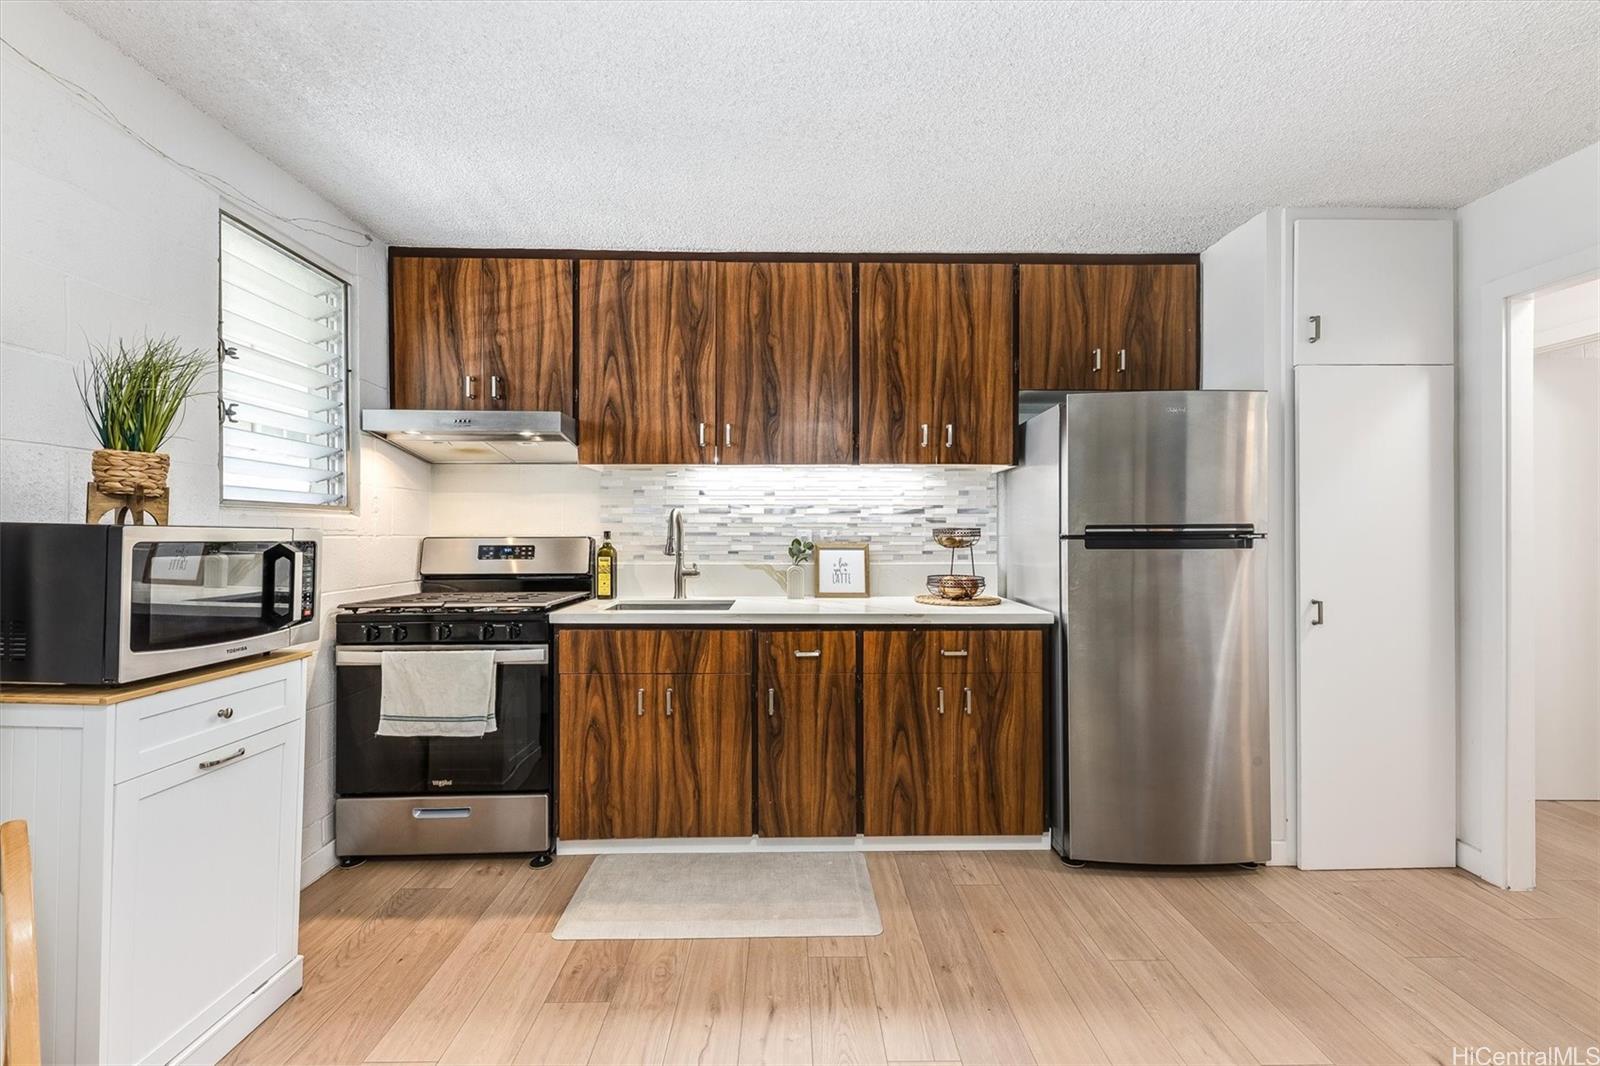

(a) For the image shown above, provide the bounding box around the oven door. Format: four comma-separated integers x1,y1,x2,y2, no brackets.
333,645,552,796
116,526,316,683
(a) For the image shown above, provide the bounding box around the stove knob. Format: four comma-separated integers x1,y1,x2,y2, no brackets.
480,622,497,641
363,624,382,642
391,626,408,642
436,622,454,641
507,622,523,640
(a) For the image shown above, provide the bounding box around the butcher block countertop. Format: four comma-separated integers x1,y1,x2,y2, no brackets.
551,595,1054,627
0,647,313,705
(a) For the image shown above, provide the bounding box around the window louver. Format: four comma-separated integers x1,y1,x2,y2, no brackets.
219,216,350,507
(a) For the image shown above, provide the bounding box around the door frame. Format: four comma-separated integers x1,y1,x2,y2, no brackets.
1474,245,1599,890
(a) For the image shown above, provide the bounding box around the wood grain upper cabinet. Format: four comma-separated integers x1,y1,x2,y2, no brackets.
1019,263,1197,391
578,259,717,464
859,262,1014,464
391,256,574,411
716,262,853,465
756,630,858,837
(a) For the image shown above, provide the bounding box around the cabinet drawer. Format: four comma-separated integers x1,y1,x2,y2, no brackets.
757,630,857,676
114,666,297,782
862,629,1043,675
558,628,749,675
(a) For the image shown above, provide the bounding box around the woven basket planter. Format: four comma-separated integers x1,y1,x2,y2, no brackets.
91,449,170,498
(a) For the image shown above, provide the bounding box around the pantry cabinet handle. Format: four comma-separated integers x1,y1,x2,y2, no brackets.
665,686,674,717
463,375,476,400
767,687,776,717
944,423,954,448
216,706,234,720
940,648,968,658
1308,315,1322,343
963,687,973,716
199,747,246,770
1117,349,1127,373
697,423,707,448
936,686,945,715
1310,599,1325,626
490,375,503,400
919,423,929,448
636,687,645,716
792,649,821,659
1092,348,1102,372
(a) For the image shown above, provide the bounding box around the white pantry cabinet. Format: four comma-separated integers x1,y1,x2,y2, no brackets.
0,651,310,1065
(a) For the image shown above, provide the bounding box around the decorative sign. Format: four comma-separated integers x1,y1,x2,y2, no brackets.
814,542,871,598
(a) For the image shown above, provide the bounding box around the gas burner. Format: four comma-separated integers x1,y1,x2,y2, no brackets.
339,590,588,614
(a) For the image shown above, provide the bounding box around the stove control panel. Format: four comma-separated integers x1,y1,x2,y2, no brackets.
334,614,550,647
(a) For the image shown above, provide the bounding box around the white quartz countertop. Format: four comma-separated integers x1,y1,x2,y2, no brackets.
550,595,1054,627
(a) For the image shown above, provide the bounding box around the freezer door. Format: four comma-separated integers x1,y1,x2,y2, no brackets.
1063,391,1266,533
1064,537,1269,863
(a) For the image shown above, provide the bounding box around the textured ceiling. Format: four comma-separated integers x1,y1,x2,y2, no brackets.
56,0,1600,252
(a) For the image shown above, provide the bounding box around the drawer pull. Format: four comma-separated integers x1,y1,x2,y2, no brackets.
636,687,645,717
665,686,674,718
216,706,235,720
963,687,973,716
792,649,821,659
199,747,246,770
940,649,968,658
412,807,471,820
936,686,945,716
767,687,776,717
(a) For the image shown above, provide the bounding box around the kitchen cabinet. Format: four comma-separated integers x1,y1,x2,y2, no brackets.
391,256,574,410
858,262,1014,464
0,653,309,1065
756,630,858,837
716,261,854,464
1019,263,1198,390
558,628,750,838
863,630,1043,836
578,259,717,464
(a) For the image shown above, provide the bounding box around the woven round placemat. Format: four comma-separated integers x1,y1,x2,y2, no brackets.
914,594,1002,607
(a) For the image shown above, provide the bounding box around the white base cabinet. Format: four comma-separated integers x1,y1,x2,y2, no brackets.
0,653,308,1065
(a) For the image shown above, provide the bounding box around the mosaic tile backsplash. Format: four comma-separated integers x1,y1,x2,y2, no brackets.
597,466,999,564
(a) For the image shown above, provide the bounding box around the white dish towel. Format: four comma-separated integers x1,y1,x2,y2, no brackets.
377,649,498,737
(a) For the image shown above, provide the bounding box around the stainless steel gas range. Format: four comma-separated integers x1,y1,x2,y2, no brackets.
332,536,593,867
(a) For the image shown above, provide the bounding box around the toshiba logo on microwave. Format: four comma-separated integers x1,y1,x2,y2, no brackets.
225,644,250,654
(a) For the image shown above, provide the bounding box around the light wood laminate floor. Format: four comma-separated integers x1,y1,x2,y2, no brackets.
225,802,1599,1065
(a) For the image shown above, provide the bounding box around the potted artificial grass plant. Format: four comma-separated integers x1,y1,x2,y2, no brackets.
77,336,209,508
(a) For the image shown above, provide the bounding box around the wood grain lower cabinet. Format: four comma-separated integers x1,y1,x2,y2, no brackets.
756,631,857,837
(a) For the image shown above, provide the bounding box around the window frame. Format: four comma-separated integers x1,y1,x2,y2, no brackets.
216,211,357,513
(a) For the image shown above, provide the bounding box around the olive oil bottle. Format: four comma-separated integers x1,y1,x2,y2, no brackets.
596,531,618,599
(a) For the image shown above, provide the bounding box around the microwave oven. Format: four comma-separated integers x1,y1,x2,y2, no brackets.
0,523,319,685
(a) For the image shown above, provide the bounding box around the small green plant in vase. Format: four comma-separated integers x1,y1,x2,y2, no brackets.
786,537,815,600
77,335,210,521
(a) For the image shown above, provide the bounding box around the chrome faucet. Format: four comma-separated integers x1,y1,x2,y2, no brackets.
664,507,701,598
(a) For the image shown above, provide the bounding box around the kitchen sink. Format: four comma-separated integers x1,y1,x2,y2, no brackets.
606,600,736,611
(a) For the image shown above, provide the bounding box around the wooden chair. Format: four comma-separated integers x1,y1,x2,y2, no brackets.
1,819,40,1066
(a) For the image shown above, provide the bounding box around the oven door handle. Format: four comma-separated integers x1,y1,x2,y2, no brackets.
334,646,549,667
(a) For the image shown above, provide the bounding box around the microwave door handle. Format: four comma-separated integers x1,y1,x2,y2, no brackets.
260,542,296,622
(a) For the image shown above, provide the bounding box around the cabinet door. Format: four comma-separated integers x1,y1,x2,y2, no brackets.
934,263,1014,464
558,672,662,840
1292,219,1454,366
578,259,717,463
857,262,936,463
956,672,1044,835
717,262,854,464
107,722,301,1065
391,256,574,411
1113,264,1198,390
1019,264,1110,390
757,631,858,837
659,673,752,837
863,673,960,835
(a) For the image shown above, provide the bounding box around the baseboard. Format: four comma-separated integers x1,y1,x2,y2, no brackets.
1456,838,1503,887
558,833,1051,855
1270,839,1292,866
301,840,337,888
171,955,302,1065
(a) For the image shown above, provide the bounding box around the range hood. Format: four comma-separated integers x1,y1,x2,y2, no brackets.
361,409,578,464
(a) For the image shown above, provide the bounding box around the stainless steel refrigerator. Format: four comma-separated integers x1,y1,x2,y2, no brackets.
1001,391,1269,864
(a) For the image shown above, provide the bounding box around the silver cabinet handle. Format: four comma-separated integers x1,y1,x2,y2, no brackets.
697,422,707,448
724,423,732,447
665,686,674,717
463,375,477,399
919,423,929,448
412,806,471,820
490,374,503,400
940,648,968,658
636,687,646,716
1117,349,1127,373
1308,315,1321,343
199,747,245,770
1310,599,1325,626
1092,347,1102,372
963,687,972,716
767,687,776,717
936,686,945,715
944,423,954,448
216,706,234,720
793,649,821,659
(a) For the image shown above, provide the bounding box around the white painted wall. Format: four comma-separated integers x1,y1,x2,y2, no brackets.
0,0,431,886
1532,332,1599,800
1456,142,1600,886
